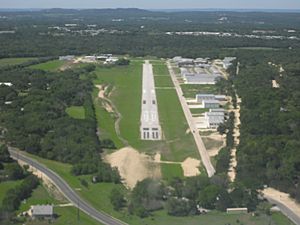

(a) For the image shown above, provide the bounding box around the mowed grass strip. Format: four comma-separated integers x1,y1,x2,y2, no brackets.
161,164,184,181
154,76,174,87
66,106,86,119
156,89,198,161
30,60,65,71
0,57,36,67
153,62,199,161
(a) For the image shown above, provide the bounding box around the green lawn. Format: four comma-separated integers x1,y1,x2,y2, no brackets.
18,185,61,213
156,88,198,161
18,184,101,225
93,88,124,148
161,164,184,181
190,108,209,115
93,62,142,149
0,180,23,207
271,212,295,225
0,57,36,67
154,75,174,87
181,84,218,99
30,60,65,71
66,106,86,120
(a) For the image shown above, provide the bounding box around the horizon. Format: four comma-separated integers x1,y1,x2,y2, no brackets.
0,7,300,13
1,0,300,11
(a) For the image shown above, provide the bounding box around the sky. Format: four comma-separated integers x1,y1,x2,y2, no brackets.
0,0,300,10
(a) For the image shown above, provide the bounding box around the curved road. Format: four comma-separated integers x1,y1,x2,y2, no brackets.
9,148,127,225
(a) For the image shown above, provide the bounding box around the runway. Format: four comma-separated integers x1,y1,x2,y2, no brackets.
140,60,162,140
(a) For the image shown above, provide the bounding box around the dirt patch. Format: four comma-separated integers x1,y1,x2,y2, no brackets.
181,158,201,177
202,133,225,157
105,147,161,189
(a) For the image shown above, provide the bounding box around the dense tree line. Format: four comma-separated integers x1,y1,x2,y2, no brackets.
123,176,259,218
0,9,300,58
230,51,300,201
1,175,39,212
216,112,235,174
0,145,26,182
0,65,119,180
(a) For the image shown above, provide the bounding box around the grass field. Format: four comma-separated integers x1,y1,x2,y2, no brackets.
0,57,36,67
19,184,101,225
154,75,174,87
161,164,184,181
0,180,22,207
190,108,209,115
93,62,143,149
153,61,199,161
181,84,218,99
65,106,86,119
271,212,295,225
18,185,61,213
30,60,65,71
92,88,124,148
93,60,199,161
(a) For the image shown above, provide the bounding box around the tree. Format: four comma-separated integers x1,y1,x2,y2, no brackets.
166,197,195,216
198,185,220,209
110,188,126,211
0,145,12,163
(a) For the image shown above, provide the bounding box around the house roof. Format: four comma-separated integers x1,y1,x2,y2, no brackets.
31,205,53,216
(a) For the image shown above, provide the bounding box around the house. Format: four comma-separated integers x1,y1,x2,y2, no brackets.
202,100,219,109
30,205,53,220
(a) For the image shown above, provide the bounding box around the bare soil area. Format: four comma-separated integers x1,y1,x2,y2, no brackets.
105,147,161,189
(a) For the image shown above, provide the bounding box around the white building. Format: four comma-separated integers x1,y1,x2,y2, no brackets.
205,111,225,129
202,100,220,109
30,205,53,220
196,94,215,102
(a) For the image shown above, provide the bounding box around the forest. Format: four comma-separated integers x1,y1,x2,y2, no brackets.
0,64,119,180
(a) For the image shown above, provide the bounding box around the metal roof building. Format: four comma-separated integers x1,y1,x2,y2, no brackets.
30,205,53,219
205,111,225,129
183,73,221,84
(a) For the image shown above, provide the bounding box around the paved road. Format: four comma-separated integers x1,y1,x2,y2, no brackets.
9,148,127,225
167,61,215,177
266,196,300,225
263,188,300,225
